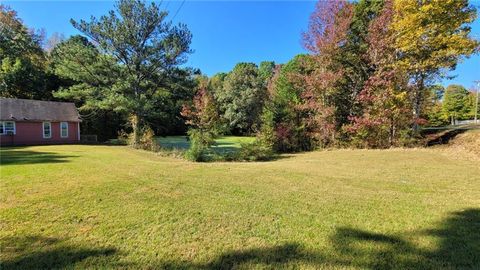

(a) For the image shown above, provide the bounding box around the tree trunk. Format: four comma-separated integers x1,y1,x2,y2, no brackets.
130,113,140,147
389,118,395,147
412,74,424,134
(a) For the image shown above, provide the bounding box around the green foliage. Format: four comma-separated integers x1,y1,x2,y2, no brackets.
467,91,479,119
216,63,268,135
52,35,122,106
208,62,276,137
397,129,421,148
443,84,472,124
182,75,223,161
184,129,215,162
58,0,192,144
392,0,479,130
335,0,385,124
268,54,316,152
208,72,227,96
226,106,277,161
427,104,448,127
235,140,275,161
273,55,309,107
257,105,276,150
138,126,160,151
258,61,276,86
0,5,53,100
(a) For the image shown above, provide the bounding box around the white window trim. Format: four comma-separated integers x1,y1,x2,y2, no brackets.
60,122,68,138
43,122,52,139
0,121,16,135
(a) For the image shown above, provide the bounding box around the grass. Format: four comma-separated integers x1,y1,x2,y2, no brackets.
157,136,255,155
1,142,479,269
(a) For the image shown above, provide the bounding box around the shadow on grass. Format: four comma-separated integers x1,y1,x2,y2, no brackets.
0,148,77,165
0,236,116,270
426,128,469,146
210,145,239,155
3,210,477,269
157,209,479,269
157,136,190,150
159,243,324,269
330,208,480,269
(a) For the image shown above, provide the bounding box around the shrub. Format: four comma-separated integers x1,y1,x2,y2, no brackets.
116,130,130,145
117,127,160,151
139,127,160,151
107,138,127,145
237,141,276,161
184,129,215,162
257,106,276,150
398,129,421,147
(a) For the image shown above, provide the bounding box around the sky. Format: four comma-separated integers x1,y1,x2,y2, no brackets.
4,0,480,89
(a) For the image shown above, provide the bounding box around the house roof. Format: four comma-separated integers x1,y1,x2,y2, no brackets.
0,98,81,122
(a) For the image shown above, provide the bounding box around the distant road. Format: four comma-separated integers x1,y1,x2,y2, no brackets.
422,123,480,131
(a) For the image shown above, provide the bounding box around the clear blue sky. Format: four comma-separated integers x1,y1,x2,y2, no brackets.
4,0,480,89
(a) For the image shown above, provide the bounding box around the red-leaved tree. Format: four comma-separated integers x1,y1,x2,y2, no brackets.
346,0,411,148
300,0,354,146
181,76,219,133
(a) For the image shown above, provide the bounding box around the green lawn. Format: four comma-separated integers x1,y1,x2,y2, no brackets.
0,145,479,269
157,136,255,154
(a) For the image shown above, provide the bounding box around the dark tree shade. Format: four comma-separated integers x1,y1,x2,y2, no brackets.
57,0,192,145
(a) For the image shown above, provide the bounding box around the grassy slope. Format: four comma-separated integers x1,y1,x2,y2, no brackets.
439,129,480,160
0,145,479,269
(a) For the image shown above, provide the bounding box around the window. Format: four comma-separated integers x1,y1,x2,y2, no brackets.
0,121,15,135
43,122,51,138
60,122,68,138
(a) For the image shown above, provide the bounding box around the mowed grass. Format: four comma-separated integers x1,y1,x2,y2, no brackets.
0,145,479,269
157,136,255,155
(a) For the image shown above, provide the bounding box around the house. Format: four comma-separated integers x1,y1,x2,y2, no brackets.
0,98,81,146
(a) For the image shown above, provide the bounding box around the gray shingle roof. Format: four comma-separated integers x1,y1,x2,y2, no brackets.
0,98,81,122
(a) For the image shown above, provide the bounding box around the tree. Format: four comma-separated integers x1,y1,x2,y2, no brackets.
267,54,316,151
51,35,127,140
145,67,198,136
302,0,354,145
181,75,220,162
52,36,122,103
392,0,479,132
336,0,384,124
347,0,411,148
209,72,227,97
58,0,192,146
467,89,479,121
44,32,65,53
258,61,276,88
217,63,266,135
443,84,471,125
181,75,219,133
0,5,51,100
425,85,448,127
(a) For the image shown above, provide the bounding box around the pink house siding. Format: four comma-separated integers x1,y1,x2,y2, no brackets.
1,121,80,146
1,98,82,146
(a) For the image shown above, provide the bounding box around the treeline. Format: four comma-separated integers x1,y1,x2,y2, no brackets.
427,84,478,126
182,62,276,135
1,0,479,152
185,0,479,154
1,3,197,141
